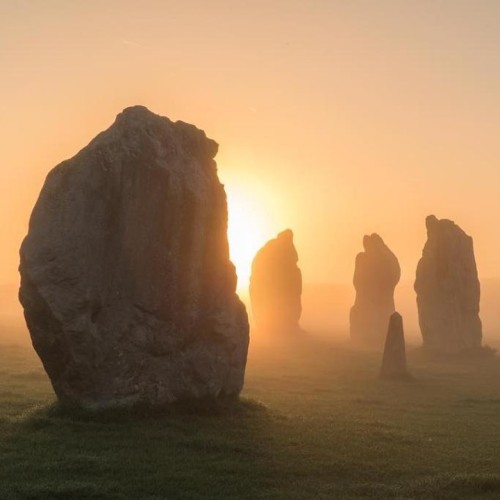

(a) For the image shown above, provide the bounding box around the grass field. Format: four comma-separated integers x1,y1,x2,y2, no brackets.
2,331,500,499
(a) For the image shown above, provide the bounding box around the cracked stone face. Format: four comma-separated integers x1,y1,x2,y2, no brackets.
414,215,482,354
19,106,249,409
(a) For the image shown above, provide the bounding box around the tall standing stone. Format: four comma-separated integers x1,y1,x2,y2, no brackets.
380,312,410,380
414,215,482,353
19,106,249,409
249,230,302,332
350,234,400,348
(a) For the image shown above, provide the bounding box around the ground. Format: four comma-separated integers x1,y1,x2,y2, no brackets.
1,332,500,499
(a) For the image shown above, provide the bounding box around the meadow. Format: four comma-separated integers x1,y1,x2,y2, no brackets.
1,331,500,499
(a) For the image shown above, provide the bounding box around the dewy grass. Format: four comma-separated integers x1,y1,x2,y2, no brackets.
1,335,500,499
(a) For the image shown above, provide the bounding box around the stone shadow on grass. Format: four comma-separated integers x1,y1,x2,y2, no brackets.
17,396,269,427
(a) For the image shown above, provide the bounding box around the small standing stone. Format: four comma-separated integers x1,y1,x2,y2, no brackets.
380,312,410,380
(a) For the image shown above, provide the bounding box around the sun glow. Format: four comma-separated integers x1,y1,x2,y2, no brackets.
226,183,277,290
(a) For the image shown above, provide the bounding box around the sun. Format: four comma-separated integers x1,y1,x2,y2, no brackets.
225,184,275,290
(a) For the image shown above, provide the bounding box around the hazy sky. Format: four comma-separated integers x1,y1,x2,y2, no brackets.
2,0,500,288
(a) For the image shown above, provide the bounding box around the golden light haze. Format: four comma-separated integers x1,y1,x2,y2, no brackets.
226,178,281,288
2,1,500,335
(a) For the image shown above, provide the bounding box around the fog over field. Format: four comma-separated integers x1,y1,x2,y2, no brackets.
2,2,500,498
2,279,500,347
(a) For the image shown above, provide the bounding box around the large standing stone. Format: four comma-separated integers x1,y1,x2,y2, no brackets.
350,234,400,348
414,215,482,353
249,230,302,332
380,312,410,380
19,106,249,409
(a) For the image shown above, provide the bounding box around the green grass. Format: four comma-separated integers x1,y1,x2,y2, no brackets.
2,334,500,499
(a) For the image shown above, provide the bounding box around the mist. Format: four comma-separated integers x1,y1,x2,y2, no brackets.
3,276,500,347
3,2,500,498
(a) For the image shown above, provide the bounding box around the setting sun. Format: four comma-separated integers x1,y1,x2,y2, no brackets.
4,2,500,498
225,182,277,290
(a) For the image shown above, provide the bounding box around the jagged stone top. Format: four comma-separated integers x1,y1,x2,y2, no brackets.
112,105,218,158
422,215,475,261
277,229,294,243
425,214,471,239
253,229,298,266
51,105,218,180
353,232,400,288
358,233,399,269
362,233,386,254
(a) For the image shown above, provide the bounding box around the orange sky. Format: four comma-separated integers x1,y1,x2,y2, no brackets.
2,0,500,291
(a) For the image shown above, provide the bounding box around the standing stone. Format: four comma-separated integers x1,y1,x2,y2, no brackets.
350,234,401,348
414,215,482,354
249,230,302,332
380,312,410,380
19,106,249,409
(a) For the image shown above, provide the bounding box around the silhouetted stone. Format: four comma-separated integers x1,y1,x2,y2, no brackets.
414,215,482,354
380,312,410,380
249,230,302,332
350,234,400,348
19,106,249,409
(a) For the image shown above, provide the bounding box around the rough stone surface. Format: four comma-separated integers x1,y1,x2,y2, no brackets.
414,215,482,353
380,312,410,380
249,230,302,332
350,234,400,347
19,106,249,409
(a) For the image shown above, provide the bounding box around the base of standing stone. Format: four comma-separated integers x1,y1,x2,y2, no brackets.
417,344,496,360
46,394,262,419
379,370,413,382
